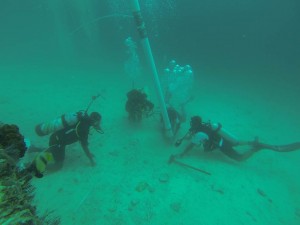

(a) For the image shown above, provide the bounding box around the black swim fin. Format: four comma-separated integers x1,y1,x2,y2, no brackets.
255,142,300,152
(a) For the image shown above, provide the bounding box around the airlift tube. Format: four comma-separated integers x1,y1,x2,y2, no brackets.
128,0,173,138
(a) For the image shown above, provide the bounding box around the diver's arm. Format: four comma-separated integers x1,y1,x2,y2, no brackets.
81,142,95,166
78,120,96,166
179,143,195,157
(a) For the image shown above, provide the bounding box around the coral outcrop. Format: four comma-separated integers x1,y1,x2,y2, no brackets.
0,122,60,225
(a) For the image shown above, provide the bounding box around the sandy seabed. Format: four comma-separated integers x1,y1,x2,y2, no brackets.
1,63,299,225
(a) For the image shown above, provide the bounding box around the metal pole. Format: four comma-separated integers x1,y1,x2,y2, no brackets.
128,0,173,138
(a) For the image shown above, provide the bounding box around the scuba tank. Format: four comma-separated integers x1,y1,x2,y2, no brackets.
35,112,80,136
210,122,239,145
35,93,103,136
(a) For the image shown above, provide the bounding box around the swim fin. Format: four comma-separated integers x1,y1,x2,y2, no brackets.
255,141,300,152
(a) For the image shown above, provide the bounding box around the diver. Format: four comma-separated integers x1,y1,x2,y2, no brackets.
27,111,103,178
161,92,193,140
125,89,154,123
161,105,187,139
174,116,300,161
167,106,183,136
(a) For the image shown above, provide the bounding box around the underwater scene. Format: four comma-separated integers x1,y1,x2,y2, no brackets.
0,0,299,224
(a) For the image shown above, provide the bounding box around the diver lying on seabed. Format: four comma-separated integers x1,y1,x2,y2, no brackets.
173,116,300,161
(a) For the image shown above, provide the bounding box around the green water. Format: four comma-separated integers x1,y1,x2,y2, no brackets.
0,1,299,225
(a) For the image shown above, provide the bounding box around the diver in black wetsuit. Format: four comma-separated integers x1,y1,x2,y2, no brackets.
28,111,102,177
166,106,183,136
161,105,187,139
175,116,258,161
125,89,154,123
174,116,300,161
48,112,101,168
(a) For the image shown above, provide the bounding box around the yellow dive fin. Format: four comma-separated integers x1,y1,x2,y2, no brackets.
33,151,54,177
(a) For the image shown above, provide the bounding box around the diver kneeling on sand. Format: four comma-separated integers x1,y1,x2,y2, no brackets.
27,96,103,178
173,115,300,161
125,88,154,123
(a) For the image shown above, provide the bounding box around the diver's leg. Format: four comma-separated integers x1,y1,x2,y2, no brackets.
251,141,300,152
220,141,257,161
47,144,65,171
49,132,57,145
47,132,64,170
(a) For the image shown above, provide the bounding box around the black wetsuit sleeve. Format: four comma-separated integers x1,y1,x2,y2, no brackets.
77,118,95,164
77,119,90,147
